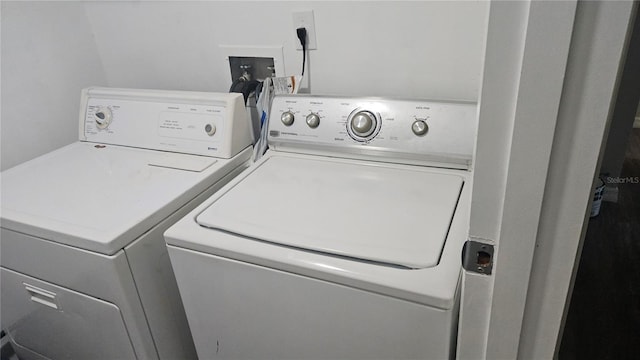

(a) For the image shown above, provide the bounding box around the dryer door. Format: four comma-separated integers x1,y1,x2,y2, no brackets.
1,267,137,360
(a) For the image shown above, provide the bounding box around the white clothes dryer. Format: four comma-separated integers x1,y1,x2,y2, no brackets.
0,88,253,360
165,95,477,359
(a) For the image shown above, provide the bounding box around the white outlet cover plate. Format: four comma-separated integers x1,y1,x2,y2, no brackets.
220,45,285,77
292,10,317,50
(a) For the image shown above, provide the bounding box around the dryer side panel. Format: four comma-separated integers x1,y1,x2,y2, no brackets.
122,164,251,360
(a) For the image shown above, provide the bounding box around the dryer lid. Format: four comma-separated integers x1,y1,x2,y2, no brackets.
196,155,464,269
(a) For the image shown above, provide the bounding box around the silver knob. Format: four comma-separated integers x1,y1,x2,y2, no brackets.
94,107,112,129
350,111,376,137
205,123,217,136
306,113,320,128
412,120,429,136
281,111,295,126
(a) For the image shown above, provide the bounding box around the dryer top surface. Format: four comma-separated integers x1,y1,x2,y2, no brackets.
1,142,248,254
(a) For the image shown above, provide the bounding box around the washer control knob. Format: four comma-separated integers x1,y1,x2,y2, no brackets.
412,120,429,136
94,107,112,129
350,111,376,137
281,111,295,126
205,123,217,136
306,113,320,128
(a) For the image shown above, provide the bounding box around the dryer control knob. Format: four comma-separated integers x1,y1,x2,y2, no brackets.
412,120,429,136
94,107,112,130
281,111,295,126
350,111,376,137
306,113,320,128
205,123,217,136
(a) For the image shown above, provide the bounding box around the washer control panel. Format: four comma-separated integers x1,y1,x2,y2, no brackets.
268,95,477,167
80,88,252,158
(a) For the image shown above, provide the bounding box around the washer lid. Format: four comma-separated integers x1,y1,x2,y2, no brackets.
196,155,464,269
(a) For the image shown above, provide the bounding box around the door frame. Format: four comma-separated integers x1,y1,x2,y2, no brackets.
457,1,637,359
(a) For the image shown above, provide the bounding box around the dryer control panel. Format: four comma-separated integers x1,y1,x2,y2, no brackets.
80,87,252,158
268,95,477,168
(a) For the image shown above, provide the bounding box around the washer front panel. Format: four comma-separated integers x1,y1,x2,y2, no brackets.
168,245,456,360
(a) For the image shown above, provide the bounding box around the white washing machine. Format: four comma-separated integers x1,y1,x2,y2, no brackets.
165,95,477,359
0,87,253,360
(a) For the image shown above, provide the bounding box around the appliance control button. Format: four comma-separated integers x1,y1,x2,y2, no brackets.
306,113,320,128
94,107,112,129
350,111,376,137
412,120,429,136
281,111,295,126
205,123,217,136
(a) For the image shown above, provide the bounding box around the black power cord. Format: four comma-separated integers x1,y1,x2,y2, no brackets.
229,70,260,104
296,27,307,76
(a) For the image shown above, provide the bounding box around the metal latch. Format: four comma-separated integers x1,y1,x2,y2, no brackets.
462,240,494,275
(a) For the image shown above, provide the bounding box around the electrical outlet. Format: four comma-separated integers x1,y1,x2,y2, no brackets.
292,10,317,50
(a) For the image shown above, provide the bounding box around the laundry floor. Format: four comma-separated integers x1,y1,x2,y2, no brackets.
559,128,640,359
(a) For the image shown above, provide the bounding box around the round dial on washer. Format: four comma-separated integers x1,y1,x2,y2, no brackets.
412,120,429,136
306,113,320,128
94,107,112,129
205,123,217,136
349,111,377,137
281,111,295,126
